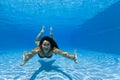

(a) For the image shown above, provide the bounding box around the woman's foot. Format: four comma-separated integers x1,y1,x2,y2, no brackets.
41,25,45,34
50,27,53,37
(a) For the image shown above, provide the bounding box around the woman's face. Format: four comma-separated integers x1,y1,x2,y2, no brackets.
42,40,51,54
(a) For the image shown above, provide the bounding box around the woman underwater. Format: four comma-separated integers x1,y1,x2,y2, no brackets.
20,26,78,66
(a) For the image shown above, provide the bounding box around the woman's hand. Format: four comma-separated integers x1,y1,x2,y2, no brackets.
20,51,28,66
74,49,78,64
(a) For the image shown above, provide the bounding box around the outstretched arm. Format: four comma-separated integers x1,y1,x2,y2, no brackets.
53,48,78,64
20,47,41,66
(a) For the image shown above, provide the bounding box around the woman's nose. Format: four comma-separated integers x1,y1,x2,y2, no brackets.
45,46,49,48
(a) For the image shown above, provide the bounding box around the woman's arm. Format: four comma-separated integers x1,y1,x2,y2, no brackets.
53,48,78,63
20,47,41,66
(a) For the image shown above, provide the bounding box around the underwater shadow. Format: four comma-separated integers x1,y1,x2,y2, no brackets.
30,60,72,80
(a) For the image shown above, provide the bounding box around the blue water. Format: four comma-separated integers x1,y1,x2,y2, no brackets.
0,0,120,80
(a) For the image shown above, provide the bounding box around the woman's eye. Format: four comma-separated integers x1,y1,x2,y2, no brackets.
44,44,46,46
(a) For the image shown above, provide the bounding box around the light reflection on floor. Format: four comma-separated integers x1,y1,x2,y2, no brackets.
0,49,120,80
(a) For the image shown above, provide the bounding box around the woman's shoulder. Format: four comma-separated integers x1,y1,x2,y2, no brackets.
52,47,59,52
33,47,41,52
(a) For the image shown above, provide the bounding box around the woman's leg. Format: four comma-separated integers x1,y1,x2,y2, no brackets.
50,27,56,41
35,26,45,46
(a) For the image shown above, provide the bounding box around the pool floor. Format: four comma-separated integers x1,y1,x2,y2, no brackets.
0,49,120,80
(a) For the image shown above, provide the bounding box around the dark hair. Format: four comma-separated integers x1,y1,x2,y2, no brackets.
39,36,59,51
